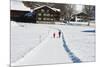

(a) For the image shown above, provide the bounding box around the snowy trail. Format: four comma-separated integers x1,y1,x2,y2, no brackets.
12,29,72,66
50,27,81,63
61,31,81,63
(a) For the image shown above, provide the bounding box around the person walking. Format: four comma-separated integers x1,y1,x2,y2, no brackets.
53,32,55,38
58,31,61,38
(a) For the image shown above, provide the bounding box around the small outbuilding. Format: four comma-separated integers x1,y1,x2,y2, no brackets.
72,12,89,22
10,0,36,23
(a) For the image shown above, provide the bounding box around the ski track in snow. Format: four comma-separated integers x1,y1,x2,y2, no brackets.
61,31,81,63
50,27,81,63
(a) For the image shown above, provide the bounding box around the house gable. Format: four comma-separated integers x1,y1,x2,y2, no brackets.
32,5,60,22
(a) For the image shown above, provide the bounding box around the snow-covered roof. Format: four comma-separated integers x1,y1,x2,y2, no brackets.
73,12,89,16
11,0,30,11
51,8,60,12
33,5,61,12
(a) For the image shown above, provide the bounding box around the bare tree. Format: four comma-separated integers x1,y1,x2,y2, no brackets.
83,5,95,26
52,4,67,21
64,4,75,23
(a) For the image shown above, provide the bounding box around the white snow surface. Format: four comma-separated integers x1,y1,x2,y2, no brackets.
11,0,30,11
11,21,95,66
11,21,51,63
12,30,72,66
54,25,95,62
33,5,61,12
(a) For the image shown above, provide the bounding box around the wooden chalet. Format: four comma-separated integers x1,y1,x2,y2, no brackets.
11,1,61,23
32,5,61,23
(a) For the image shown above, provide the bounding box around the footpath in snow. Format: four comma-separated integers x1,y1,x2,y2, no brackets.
12,29,73,66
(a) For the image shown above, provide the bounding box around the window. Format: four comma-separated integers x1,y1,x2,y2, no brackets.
47,14,50,16
38,13,42,16
41,9,45,12
51,18,53,20
43,14,47,16
38,18,41,20
43,13,50,16
43,18,46,20
47,18,50,20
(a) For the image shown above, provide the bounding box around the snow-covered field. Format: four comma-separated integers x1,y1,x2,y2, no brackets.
52,24,95,62
11,21,95,66
11,21,51,63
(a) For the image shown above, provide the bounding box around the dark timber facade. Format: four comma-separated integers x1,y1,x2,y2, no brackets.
11,5,61,23
33,6,60,22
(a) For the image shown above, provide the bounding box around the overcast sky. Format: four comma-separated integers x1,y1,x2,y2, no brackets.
11,0,84,13
75,5,83,13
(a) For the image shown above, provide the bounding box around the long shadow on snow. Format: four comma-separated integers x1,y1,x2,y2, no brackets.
59,30,82,63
